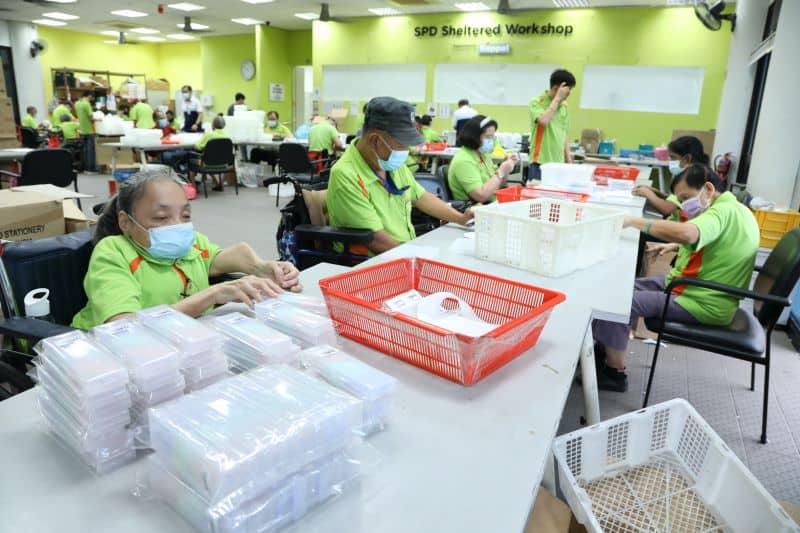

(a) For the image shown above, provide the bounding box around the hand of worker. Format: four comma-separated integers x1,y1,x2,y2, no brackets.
261,260,302,292
650,242,680,256
555,82,571,102
191,123,198,131
499,159,516,178
212,275,283,308
632,185,654,199
459,208,474,226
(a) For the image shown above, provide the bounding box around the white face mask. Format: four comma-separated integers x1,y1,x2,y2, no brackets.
182,92,190,100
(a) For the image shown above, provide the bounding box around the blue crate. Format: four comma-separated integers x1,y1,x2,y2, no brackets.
113,169,137,182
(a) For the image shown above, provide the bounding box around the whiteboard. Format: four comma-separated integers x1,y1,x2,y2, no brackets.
579,65,705,115
434,64,559,106
322,64,426,103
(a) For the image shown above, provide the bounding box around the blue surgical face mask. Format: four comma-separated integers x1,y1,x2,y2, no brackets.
267,120,278,128
377,136,409,172
129,215,195,260
480,137,494,154
669,159,683,176
158,118,168,128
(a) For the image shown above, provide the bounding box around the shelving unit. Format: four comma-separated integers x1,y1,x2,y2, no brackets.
51,67,147,109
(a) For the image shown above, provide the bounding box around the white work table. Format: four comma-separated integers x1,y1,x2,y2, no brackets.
102,142,197,175
0,220,641,533
420,148,530,181
0,147,34,162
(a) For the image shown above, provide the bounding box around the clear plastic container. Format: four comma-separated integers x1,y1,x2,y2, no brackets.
137,305,224,355
36,363,132,421
35,330,130,397
210,313,301,370
254,299,338,347
181,356,229,383
47,427,136,475
183,369,228,393
38,389,131,446
275,292,330,317
147,366,363,502
130,375,186,407
92,319,181,382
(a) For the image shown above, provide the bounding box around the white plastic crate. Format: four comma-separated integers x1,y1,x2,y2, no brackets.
472,198,624,277
553,399,799,533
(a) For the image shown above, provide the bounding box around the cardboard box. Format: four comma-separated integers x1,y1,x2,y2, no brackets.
146,78,170,91
329,108,349,132
0,190,64,242
96,135,136,171
0,98,14,124
0,136,19,149
524,487,587,533
671,129,716,158
63,199,93,233
580,128,601,154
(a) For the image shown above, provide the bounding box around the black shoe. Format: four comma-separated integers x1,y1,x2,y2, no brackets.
212,185,223,192
597,363,629,393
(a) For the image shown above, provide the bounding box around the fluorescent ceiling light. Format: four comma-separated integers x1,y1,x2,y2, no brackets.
103,40,119,44
454,2,491,11
176,22,208,29
231,17,262,25
110,9,148,17
100,30,119,36
552,0,589,7
138,36,166,42
665,0,693,4
42,12,79,20
240,0,274,3
43,0,76,3
130,27,160,34
34,18,67,26
167,33,196,40
167,2,205,11
368,7,401,15
294,12,319,20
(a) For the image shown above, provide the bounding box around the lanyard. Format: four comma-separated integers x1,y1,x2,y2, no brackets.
375,171,409,195
478,151,494,175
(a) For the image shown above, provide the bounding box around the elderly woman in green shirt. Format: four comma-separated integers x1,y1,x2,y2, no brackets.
72,170,300,329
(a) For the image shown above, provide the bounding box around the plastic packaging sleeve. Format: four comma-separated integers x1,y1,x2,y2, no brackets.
275,291,330,317
146,366,363,502
254,299,338,347
208,312,301,368
137,305,224,355
35,362,132,420
91,318,182,382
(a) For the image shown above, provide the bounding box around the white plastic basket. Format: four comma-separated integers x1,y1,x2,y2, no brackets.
235,161,271,188
472,198,624,277
553,399,799,533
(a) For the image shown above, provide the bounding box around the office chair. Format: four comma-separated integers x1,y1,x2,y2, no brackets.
642,228,800,444
0,149,82,209
274,143,331,207
345,135,356,145
415,172,452,202
20,127,46,149
189,138,236,198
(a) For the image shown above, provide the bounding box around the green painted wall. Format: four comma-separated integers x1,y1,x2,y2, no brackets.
288,30,313,67
157,41,202,93
200,33,257,115
312,7,732,148
255,26,295,124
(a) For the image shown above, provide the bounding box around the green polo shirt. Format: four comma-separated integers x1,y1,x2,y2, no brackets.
22,114,38,129
51,104,73,127
169,118,181,130
75,98,94,135
72,232,221,330
196,129,229,151
448,147,497,202
529,91,569,164
666,194,684,222
308,121,339,152
266,123,293,137
129,101,155,129
327,140,425,247
422,127,441,143
60,121,80,140
666,192,758,325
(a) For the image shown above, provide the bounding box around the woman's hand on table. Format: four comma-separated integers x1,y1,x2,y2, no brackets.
212,275,283,308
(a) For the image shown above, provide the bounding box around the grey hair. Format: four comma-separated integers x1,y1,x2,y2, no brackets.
94,168,184,244
212,115,226,130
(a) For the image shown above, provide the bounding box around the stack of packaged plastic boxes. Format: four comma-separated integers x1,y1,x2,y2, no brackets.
254,298,338,347
137,305,228,392
143,365,364,533
34,330,135,474
301,345,397,436
91,319,185,439
207,312,301,372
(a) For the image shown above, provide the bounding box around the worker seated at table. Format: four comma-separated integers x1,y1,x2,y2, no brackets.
448,115,517,203
50,101,74,128
145,110,179,164
326,96,473,255
117,102,130,122
129,98,155,129
420,114,441,143
153,110,177,138
166,109,180,130
189,115,230,191
58,113,81,141
633,135,709,220
265,110,293,138
308,116,344,171
591,164,758,392
22,106,41,129
72,169,301,330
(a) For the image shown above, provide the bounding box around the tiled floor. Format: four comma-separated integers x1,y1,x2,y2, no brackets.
558,333,800,505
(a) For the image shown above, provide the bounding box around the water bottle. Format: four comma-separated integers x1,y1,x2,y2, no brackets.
25,288,55,323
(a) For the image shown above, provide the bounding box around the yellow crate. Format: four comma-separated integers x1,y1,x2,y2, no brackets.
752,208,800,248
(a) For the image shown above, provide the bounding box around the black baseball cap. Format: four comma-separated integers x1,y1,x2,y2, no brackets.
364,96,423,146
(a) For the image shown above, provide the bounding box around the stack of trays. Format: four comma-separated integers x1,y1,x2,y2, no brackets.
208,312,301,372
254,298,338,347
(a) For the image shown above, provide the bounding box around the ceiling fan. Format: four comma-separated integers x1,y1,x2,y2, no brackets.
182,16,212,33
319,3,348,23
117,32,139,45
496,0,529,14
695,0,736,32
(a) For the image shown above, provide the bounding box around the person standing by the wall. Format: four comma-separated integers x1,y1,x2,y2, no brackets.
181,85,203,132
528,69,576,182
75,90,98,172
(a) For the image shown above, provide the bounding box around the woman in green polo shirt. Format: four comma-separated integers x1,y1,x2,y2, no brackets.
591,164,758,393
447,115,517,203
72,170,301,330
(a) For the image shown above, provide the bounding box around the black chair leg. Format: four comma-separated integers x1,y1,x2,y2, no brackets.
73,179,82,210
203,175,208,199
642,331,664,408
761,343,770,444
750,362,756,391
275,182,280,207
234,172,239,196
219,173,224,192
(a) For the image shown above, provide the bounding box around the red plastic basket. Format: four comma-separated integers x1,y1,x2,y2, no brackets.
495,186,590,204
424,142,448,152
319,258,566,385
592,165,640,186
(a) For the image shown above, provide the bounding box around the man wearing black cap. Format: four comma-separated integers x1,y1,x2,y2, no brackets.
327,96,473,254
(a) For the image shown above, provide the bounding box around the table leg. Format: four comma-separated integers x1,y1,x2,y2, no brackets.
658,167,667,194
430,157,439,175
580,324,601,426
137,149,146,166
111,147,118,176
541,450,557,494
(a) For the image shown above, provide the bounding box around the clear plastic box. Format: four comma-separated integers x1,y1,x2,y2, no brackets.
92,319,181,382
137,305,224,355
35,331,130,397
38,390,132,452
275,292,330,317
210,312,300,370
146,366,363,502
301,345,396,435
254,299,338,347
36,363,132,421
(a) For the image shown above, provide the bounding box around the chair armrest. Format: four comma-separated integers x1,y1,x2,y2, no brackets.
295,224,373,245
0,170,20,178
0,317,75,342
665,277,790,307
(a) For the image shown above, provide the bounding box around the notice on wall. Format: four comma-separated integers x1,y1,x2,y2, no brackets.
269,83,285,102
426,103,436,116
350,101,361,116
436,103,451,119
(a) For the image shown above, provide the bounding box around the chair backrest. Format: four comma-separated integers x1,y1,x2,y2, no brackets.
436,164,455,199
345,135,356,145
0,229,95,326
415,173,451,202
20,149,74,188
20,128,39,149
278,143,312,174
753,227,800,327
201,138,235,167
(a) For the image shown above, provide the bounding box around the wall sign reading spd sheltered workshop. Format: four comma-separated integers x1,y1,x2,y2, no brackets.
414,21,574,38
